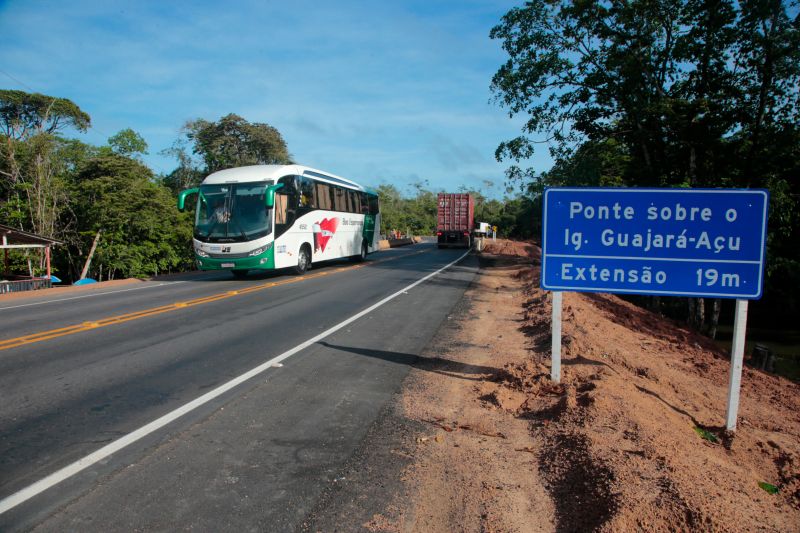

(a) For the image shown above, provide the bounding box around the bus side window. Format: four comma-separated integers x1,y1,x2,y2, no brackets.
334,187,347,212
344,189,352,213
369,195,379,215
275,192,288,224
316,183,332,210
298,176,317,215
349,190,360,213
360,192,369,214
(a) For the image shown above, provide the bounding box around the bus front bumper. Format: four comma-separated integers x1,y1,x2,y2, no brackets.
195,247,275,271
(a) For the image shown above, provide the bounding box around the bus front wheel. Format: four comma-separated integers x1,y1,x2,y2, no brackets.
294,245,310,275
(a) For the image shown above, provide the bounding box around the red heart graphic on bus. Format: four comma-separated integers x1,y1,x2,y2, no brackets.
315,217,339,253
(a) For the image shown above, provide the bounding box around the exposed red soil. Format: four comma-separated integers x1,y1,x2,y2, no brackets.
377,239,800,532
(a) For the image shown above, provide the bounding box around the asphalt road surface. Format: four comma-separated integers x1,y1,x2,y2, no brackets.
0,243,478,531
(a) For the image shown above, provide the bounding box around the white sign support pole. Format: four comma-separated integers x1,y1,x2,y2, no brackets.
551,291,562,383
725,299,749,431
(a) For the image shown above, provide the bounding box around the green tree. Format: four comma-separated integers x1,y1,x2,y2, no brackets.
376,182,440,236
184,113,292,173
376,184,406,235
490,0,686,185
108,128,148,158
491,0,800,331
159,138,205,194
491,0,798,188
71,154,190,280
0,90,90,140
0,90,91,236
405,181,438,234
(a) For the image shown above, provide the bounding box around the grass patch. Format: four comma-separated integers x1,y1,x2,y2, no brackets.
693,426,719,443
758,481,779,494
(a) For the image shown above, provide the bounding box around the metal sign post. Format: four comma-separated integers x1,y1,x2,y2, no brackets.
725,299,748,431
551,291,562,383
541,188,769,431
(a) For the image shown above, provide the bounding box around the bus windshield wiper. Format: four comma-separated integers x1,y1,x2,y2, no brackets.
231,217,248,240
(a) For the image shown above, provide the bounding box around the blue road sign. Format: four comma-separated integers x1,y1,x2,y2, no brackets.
541,188,769,299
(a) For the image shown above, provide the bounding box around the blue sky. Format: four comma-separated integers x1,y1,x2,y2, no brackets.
0,0,550,196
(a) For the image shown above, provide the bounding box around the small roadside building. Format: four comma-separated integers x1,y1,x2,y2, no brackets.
0,224,61,293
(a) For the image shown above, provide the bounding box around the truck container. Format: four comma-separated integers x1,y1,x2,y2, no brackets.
437,193,474,248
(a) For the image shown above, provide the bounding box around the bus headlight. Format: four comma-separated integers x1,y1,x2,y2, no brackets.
195,247,209,258
248,243,272,256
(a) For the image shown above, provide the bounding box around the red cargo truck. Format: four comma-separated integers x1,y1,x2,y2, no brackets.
437,193,474,248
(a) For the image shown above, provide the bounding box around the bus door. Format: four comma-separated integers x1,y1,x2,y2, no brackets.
274,176,299,238
362,193,379,249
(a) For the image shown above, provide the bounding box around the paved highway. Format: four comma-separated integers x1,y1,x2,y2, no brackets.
0,243,478,531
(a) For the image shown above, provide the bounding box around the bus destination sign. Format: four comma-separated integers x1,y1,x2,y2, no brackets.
541,188,769,299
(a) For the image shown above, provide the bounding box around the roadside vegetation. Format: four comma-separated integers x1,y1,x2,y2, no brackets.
0,93,534,283
376,182,535,240
0,101,294,282
489,0,799,339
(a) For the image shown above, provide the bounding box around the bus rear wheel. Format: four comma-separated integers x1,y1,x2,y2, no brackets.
294,245,310,275
352,241,367,262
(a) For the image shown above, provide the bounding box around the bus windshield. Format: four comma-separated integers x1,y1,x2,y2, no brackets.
194,182,273,242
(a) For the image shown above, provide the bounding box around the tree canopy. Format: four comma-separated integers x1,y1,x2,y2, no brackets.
0,95,311,282
491,0,800,328
108,128,148,158
70,154,189,279
184,113,292,173
0,89,90,140
491,0,799,188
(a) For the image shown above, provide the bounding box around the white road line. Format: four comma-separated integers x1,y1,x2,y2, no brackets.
0,282,188,311
0,249,471,515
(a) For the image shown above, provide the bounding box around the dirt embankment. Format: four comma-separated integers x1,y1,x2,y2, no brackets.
370,240,800,532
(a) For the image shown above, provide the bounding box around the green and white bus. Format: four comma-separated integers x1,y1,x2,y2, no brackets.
178,165,380,277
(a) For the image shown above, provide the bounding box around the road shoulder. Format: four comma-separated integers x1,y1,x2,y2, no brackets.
302,239,800,532
301,250,555,532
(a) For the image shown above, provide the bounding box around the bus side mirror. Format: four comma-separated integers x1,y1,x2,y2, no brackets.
264,183,285,208
177,188,199,211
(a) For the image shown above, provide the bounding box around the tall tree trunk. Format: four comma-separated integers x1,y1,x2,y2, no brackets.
708,298,721,339
638,128,653,171
743,8,779,186
1,136,21,186
650,295,661,313
80,230,101,280
696,297,705,332
687,297,706,330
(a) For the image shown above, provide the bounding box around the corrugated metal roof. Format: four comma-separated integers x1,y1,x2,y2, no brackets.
0,224,62,247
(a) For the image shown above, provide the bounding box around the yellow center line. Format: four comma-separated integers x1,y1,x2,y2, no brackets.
0,248,431,352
